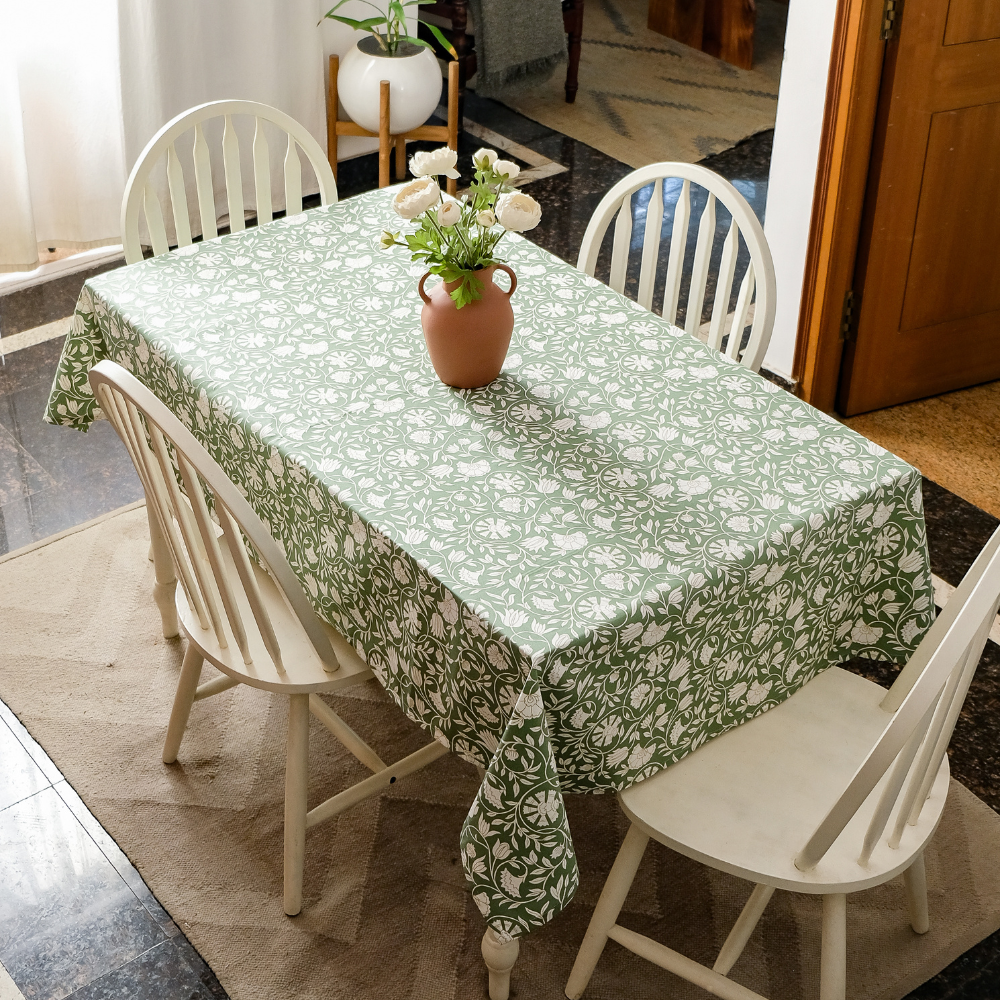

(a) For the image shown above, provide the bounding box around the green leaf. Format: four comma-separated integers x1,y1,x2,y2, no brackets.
320,0,357,16
322,13,386,31
450,271,484,309
425,22,458,59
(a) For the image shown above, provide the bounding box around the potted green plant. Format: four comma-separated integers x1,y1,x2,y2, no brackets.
323,0,456,133
380,146,543,389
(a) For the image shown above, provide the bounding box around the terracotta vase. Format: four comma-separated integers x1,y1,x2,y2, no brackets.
418,264,517,389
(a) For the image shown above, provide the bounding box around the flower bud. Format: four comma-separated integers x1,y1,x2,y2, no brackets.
437,201,462,227
473,148,498,169
476,210,496,228
494,160,520,182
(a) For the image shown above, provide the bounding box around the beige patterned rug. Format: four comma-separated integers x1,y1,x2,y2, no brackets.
844,380,1000,520
496,0,785,167
2,503,1000,1000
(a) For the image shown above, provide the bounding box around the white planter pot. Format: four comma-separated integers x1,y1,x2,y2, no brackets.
338,37,442,135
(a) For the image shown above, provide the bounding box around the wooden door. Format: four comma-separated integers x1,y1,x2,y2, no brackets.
838,0,1000,415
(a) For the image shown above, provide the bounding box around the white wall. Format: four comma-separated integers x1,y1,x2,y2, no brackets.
761,0,840,381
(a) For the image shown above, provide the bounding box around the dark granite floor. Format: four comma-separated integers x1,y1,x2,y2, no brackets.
0,88,998,1000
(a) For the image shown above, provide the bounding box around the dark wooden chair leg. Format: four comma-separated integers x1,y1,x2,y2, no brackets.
563,0,584,104
450,0,472,121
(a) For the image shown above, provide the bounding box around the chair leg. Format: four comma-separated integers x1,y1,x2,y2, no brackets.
162,644,204,763
820,894,847,1000
482,927,520,1000
904,853,929,934
147,502,178,638
565,824,650,999
713,883,776,975
284,693,310,916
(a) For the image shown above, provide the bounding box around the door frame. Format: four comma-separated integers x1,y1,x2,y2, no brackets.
790,0,891,412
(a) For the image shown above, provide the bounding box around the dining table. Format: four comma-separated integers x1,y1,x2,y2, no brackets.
45,185,935,997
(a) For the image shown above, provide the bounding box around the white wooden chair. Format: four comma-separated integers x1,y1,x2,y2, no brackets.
121,100,337,265
88,360,447,916
566,525,1000,1000
577,163,776,373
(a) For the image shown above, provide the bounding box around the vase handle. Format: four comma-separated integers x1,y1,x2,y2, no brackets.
494,263,517,299
418,271,433,305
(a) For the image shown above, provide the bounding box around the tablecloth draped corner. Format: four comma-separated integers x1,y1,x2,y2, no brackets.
43,289,106,431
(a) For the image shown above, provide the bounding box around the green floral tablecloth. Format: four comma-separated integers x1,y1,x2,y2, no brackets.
46,188,935,941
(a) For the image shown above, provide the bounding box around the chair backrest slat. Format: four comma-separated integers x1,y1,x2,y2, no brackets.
147,418,230,649
897,612,990,835
706,218,739,352
176,450,253,663
684,193,716,338
143,182,170,258
100,386,209,630
89,361,342,675
121,99,338,265
216,502,284,670
794,527,1000,871
881,524,1000,712
192,122,218,242
609,194,633,294
728,263,756,362
636,180,664,311
577,163,775,372
252,118,273,226
284,134,303,217
661,178,691,326
222,114,246,234
858,698,935,865
165,143,193,248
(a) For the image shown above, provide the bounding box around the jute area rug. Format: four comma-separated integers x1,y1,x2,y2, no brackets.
3,503,1000,1000
495,0,786,167
844,380,1000,520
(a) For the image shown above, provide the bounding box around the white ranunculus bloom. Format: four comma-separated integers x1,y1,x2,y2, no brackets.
437,201,462,227
473,147,498,168
495,191,542,232
409,146,461,179
494,159,520,181
392,177,440,219
476,209,496,228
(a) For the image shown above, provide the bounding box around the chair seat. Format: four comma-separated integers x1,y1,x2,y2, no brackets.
176,532,373,694
619,667,950,894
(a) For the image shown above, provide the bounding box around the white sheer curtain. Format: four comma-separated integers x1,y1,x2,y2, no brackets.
0,0,352,274
0,2,127,272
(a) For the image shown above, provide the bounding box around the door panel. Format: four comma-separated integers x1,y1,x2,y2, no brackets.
900,103,1000,331
838,0,1000,415
944,0,1000,45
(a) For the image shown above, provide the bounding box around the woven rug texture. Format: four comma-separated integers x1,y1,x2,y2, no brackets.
2,504,1000,1000
493,0,786,167
844,380,1000,520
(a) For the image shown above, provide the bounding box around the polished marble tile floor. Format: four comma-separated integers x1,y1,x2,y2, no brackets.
1,92,999,1000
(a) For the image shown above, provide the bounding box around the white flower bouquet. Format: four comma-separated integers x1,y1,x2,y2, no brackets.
381,146,542,308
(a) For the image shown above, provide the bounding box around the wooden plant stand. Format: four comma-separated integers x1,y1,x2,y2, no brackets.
327,57,460,194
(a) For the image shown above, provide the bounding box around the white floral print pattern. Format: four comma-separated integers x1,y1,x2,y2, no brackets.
45,188,935,942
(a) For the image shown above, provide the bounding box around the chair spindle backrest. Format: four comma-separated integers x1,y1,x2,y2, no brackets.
795,525,1000,871
89,360,340,674
122,100,338,265
577,162,775,373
